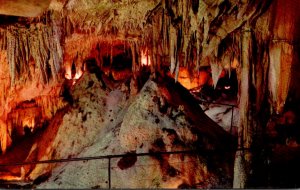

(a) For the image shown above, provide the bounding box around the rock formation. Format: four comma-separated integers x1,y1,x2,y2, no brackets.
0,70,235,188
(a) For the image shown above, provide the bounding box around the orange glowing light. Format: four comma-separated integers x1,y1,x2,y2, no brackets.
74,69,83,80
176,67,213,90
141,50,151,66
231,58,239,68
0,175,22,181
22,117,35,132
65,63,72,80
65,62,83,84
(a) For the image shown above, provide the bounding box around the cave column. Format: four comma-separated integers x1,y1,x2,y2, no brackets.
233,23,253,188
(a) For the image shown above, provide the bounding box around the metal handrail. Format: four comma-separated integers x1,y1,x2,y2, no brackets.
0,150,200,167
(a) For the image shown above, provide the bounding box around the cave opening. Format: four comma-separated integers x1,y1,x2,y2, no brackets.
101,45,133,81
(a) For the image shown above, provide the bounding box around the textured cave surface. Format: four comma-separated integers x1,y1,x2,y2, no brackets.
0,0,300,188
0,71,236,188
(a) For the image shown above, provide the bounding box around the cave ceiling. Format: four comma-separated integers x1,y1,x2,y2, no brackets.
0,0,274,79
0,0,299,115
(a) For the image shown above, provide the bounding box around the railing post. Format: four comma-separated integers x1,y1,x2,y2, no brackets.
230,105,234,135
108,157,111,189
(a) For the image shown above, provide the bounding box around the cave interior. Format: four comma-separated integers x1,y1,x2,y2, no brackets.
0,0,300,188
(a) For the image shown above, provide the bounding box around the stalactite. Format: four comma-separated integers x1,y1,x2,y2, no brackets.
136,0,270,85
130,41,137,78
181,0,188,69
151,40,156,75
0,29,7,50
51,24,63,79
250,7,271,116
161,10,168,57
5,23,63,85
36,95,67,119
0,119,12,154
169,25,177,74
7,29,17,86
268,41,293,114
138,43,143,70
210,62,223,88
17,32,26,79
0,30,2,50
30,26,48,83
2,1,272,87
175,28,181,82
26,0,272,89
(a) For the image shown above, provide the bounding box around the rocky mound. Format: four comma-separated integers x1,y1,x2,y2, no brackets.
0,71,236,188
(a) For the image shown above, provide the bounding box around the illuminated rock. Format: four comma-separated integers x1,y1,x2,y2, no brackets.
0,72,235,188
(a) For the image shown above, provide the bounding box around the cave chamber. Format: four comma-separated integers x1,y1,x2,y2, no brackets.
0,0,300,188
